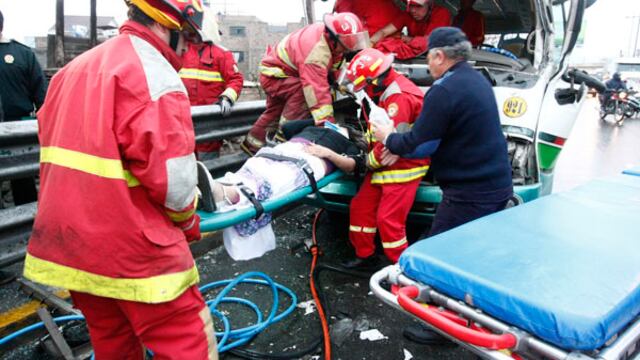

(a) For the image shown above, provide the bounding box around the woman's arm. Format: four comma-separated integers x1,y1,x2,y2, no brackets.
370,23,399,44
304,144,356,173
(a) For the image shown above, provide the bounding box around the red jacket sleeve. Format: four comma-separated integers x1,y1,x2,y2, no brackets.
220,50,244,103
300,42,335,124
118,91,198,232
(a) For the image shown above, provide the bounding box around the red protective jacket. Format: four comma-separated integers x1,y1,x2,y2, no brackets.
333,0,405,37
259,23,342,123
366,70,430,184
454,8,485,47
24,21,200,304
375,4,451,59
179,42,244,105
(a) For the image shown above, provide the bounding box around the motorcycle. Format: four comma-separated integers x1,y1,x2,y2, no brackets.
622,89,640,119
599,90,627,126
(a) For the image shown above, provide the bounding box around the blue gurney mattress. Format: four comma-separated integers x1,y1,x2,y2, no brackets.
623,166,640,177
399,174,640,350
198,171,343,232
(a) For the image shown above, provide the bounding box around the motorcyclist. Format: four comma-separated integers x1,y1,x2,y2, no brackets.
600,72,627,110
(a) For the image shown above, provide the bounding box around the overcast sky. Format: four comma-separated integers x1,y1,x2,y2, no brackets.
0,0,637,61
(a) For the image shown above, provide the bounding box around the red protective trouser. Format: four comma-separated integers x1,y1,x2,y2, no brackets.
349,173,421,262
245,74,311,147
70,286,217,360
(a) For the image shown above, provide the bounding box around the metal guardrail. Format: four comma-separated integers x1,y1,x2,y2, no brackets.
0,101,265,268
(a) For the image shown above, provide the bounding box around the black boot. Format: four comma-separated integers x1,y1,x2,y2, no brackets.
196,162,217,213
340,255,380,270
403,323,453,346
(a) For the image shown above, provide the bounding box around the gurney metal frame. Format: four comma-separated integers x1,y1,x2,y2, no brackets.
371,265,640,360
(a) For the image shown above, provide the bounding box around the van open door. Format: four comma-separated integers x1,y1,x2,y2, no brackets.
535,0,588,194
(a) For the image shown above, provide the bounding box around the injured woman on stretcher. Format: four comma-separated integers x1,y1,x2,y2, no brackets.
197,119,367,260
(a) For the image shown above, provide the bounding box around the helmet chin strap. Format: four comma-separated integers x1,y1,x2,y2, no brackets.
169,30,181,52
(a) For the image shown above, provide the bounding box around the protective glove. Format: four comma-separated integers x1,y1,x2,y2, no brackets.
217,96,233,117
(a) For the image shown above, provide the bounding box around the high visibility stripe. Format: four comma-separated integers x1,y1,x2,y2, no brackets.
382,237,408,249
23,253,199,303
365,130,377,144
368,151,382,169
276,35,297,70
165,202,196,223
350,225,377,233
353,75,366,87
311,104,334,122
40,146,140,187
370,58,383,71
371,165,430,184
178,68,223,82
221,87,238,103
259,65,288,78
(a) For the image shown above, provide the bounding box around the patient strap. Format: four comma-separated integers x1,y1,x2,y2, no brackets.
238,185,265,219
255,153,319,193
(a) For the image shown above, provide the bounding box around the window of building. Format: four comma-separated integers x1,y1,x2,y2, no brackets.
229,26,246,37
232,51,245,63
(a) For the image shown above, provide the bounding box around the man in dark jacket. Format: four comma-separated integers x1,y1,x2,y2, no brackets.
0,9,47,206
372,27,513,344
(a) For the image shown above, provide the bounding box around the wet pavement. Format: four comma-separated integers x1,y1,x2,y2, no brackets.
1,99,640,360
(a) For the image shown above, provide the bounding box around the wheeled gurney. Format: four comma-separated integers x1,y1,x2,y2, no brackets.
197,171,344,232
371,171,640,359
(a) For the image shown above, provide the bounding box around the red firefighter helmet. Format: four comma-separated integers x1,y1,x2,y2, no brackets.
344,48,394,92
323,12,370,52
126,0,204,42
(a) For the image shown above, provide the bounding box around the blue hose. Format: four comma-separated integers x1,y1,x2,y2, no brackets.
0,272,297,355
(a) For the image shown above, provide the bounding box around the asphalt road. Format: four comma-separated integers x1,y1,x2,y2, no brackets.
2,98,640,360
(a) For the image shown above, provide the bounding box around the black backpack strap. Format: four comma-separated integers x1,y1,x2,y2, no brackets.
255,153,319,193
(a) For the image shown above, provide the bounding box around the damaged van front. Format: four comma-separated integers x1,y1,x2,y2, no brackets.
310,0,595,221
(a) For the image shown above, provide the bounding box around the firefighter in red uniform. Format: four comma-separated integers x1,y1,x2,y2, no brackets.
23,1,218,359
180,11,243,159
373,0,451,59
241,12,369,155
341,48,430,268
333,0,406,41
453,0,485,47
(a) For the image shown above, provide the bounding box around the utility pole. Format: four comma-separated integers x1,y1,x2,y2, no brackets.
55,0,65,68
89,0,97,48
304,0,315,24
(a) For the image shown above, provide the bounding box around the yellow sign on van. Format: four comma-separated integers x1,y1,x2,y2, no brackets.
503,97,527,118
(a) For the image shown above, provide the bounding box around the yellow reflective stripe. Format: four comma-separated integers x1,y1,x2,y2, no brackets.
365,130,377,144
259,65,288,78
349,225,362,232
178,68,223,82
129,0,181,30
166,206,196,223
371,165,430,184
353,75,366,86
382,237,408,249
311,104,334,122
221,87,238,103
23,253,199,303
370,58,383,71
362,227,377,234
368,151,382,169
41,146,140,187
277,35,297,70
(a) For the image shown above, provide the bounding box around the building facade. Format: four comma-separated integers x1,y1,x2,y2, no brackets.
217,14,305,81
